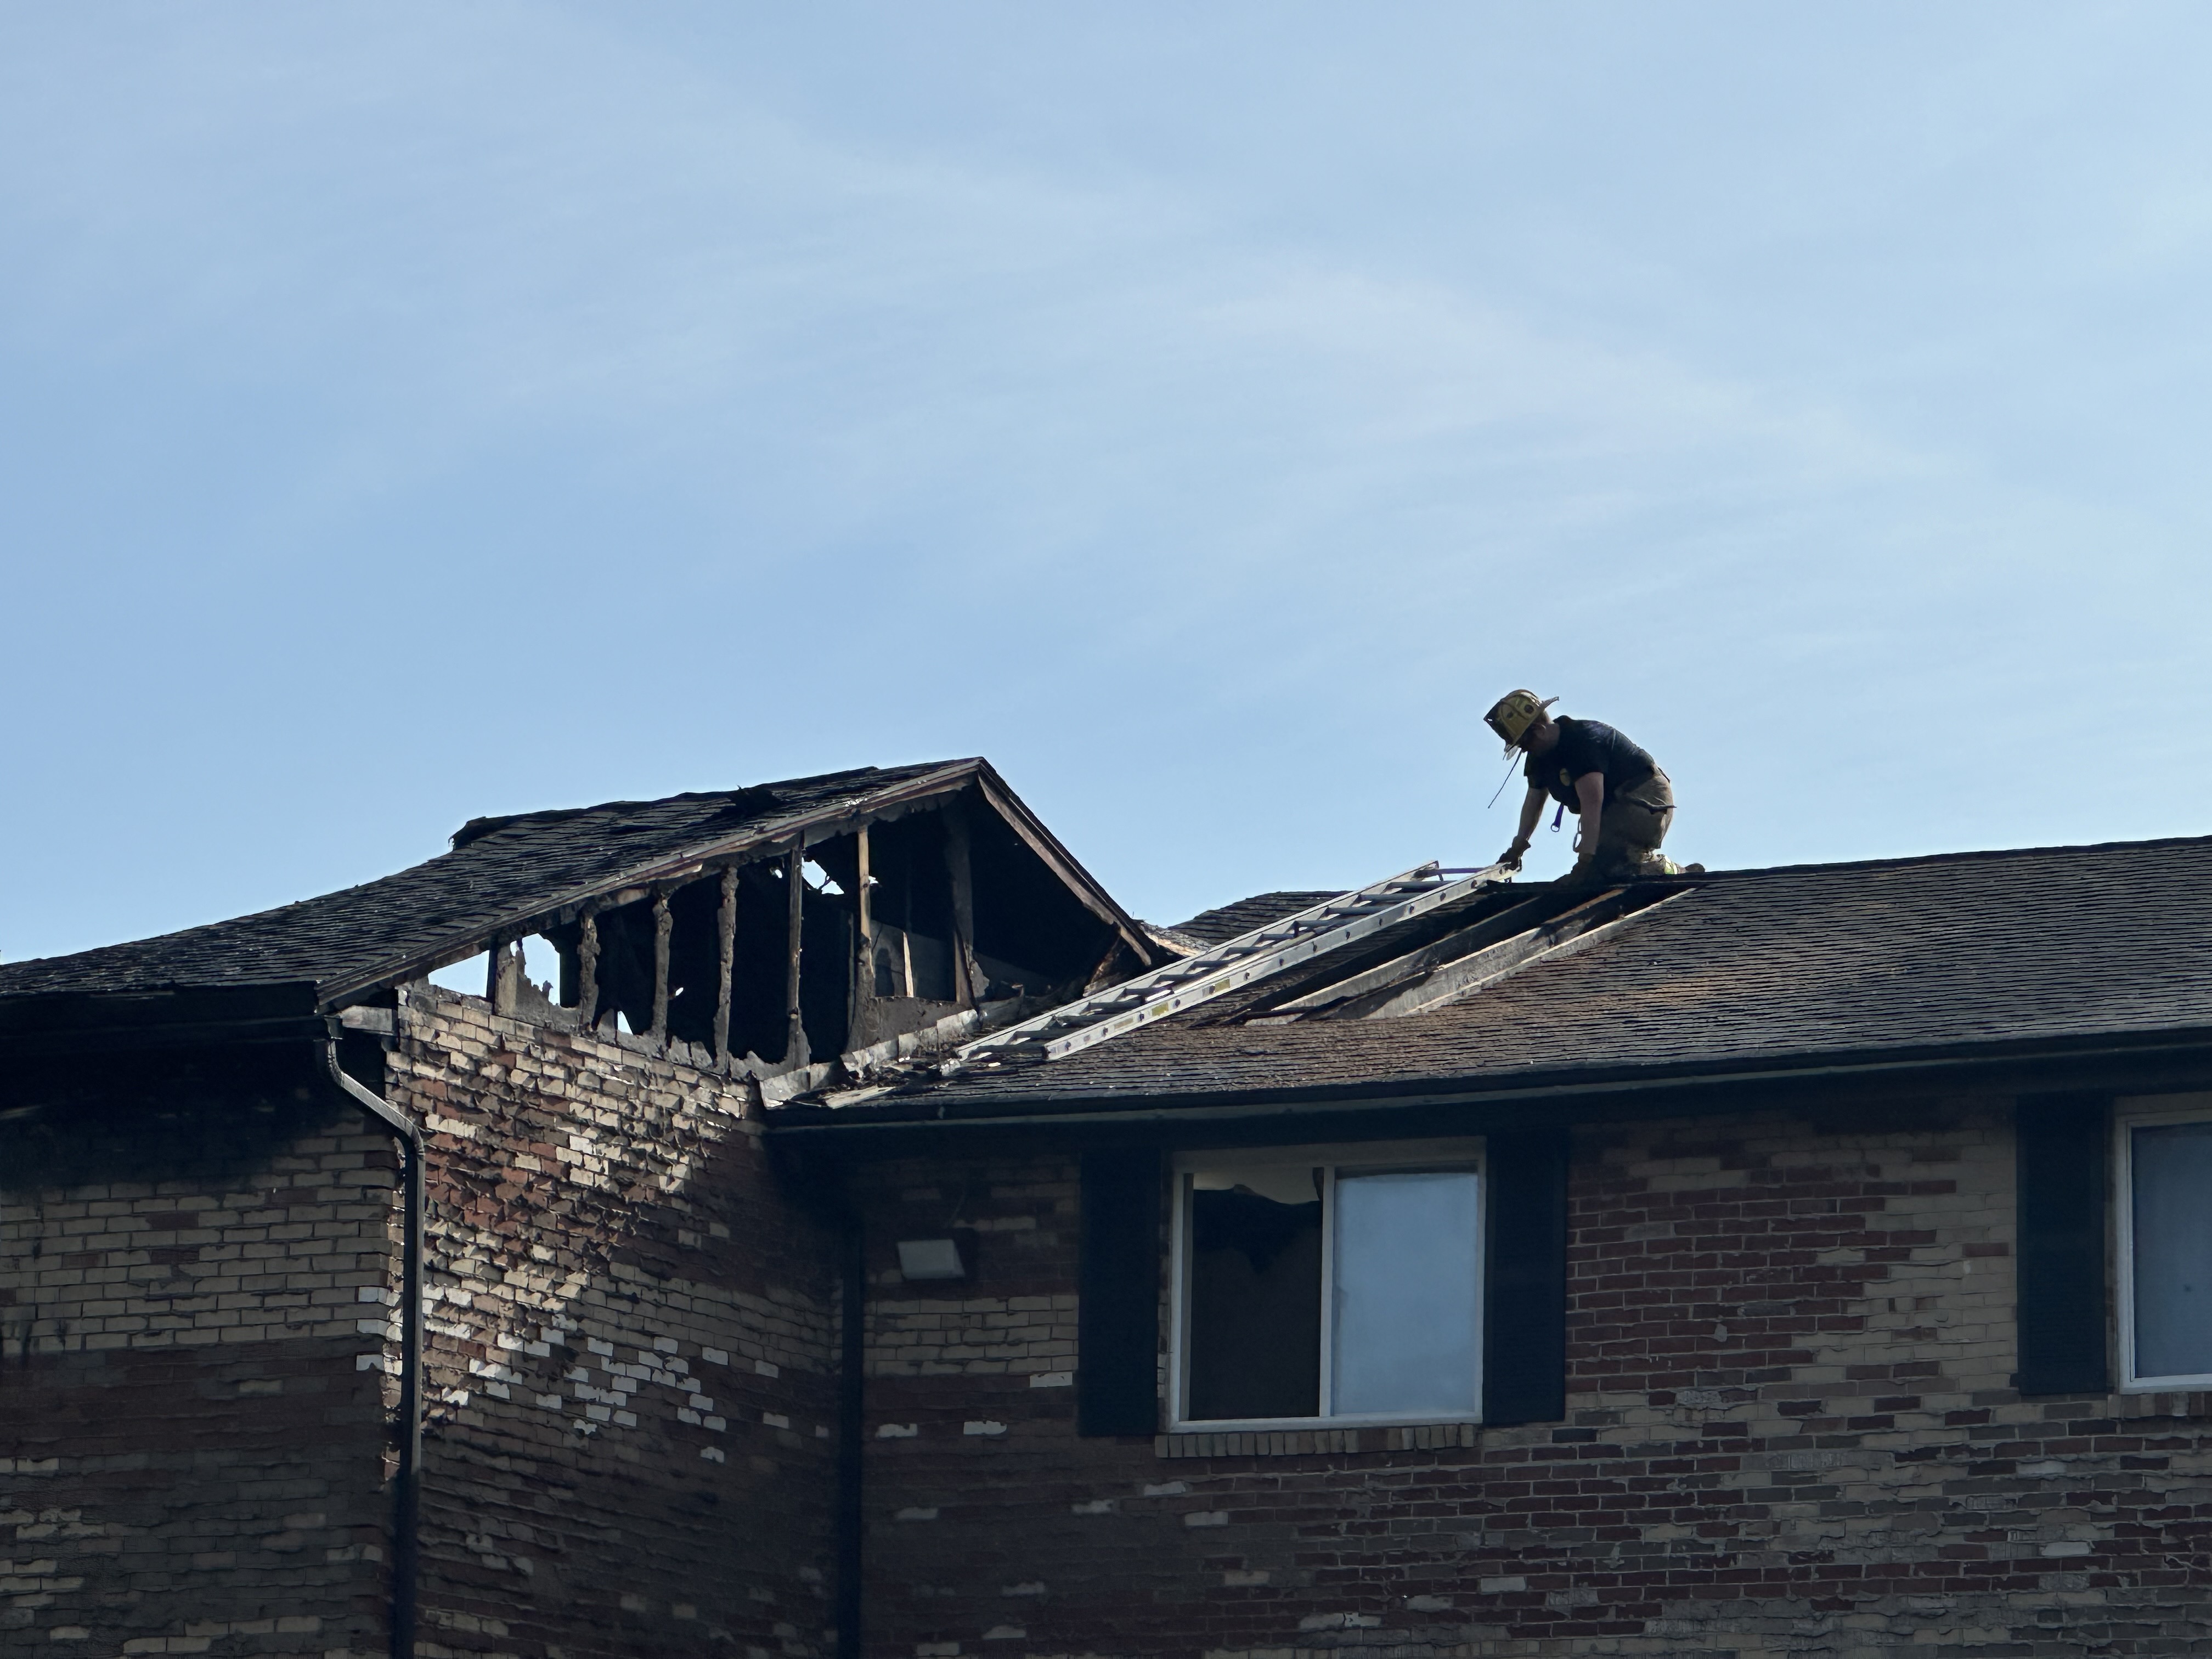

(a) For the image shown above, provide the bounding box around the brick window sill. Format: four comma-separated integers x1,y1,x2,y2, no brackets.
1156,1421,1480,1458
2116,1389,2212,1419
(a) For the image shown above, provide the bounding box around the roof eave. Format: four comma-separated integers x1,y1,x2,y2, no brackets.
764,1022,2212,1138
0,981,328,1056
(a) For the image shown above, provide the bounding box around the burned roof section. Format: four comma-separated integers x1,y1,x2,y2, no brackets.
949,864,1526,1068
778,833,2212,1125
0,764,944,1006
1225,881,1686,1025
0,761,1160,1081
805,863,1680,1100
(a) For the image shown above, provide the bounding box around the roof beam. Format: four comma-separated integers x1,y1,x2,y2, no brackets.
577,905,602,1032
783,840,809,1069
649,889,674,1048
713,867,738,1069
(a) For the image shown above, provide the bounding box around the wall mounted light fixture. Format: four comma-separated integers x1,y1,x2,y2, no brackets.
896,1238,967,1281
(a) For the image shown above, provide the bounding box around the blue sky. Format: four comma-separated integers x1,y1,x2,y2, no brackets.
4,3,2209,964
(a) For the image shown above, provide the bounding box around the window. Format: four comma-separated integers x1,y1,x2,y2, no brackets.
2119,1096,2212,1390
1169,1141,1483,1429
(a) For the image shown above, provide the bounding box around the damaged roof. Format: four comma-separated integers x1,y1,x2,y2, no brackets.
0,760,1141,1015
1170,890,1346,947
779,833,2212,1123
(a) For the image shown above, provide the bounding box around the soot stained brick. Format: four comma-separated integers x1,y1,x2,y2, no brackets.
388,990,839,1658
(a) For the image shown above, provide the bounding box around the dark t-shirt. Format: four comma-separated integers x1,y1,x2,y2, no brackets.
1525,717,1657,809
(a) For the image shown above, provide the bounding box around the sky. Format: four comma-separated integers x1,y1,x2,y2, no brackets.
4,3,2210,966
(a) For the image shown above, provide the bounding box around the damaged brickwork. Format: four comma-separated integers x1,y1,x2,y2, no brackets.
845,1102,2212,1658
377,985,844,1658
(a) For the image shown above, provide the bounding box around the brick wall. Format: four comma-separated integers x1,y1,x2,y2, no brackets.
848,1099,2212,1658
388,988,841,1659
0,1056,402,1656
20,1034,2212,1658
4,988,849,1659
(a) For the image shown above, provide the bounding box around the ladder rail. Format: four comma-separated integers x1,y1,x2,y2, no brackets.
953,860,1514,1068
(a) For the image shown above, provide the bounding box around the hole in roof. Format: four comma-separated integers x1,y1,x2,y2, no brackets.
427,951,489,997
426,936,563,1001
1240,883,1690,1025
517,935,562,1003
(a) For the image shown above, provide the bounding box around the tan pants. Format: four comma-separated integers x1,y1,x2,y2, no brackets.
1585,770,1674,879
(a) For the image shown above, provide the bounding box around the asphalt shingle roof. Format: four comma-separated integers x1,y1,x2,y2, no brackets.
862,834,2212,1114
1171,891,1347,947
0,762,970,1010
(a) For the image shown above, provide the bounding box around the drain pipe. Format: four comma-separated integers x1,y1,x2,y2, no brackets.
321,1038,424,1659
834,1194,866,1659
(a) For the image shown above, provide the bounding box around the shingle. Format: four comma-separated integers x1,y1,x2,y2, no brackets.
1171,891,1346,947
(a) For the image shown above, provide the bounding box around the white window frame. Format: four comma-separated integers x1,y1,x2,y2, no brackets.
2115,1092,2212,1392
1167,1138,1485,1432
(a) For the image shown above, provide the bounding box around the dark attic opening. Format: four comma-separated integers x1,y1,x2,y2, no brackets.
402,770,1154,1080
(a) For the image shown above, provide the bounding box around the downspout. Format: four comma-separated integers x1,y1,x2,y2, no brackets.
834,1191,865,1659
321,1038,424,1659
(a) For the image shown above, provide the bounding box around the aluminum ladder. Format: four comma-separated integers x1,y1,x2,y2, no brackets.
952,860,1513,1068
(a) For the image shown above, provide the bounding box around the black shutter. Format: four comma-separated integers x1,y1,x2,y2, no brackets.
1077,1148,1163,1436
2015,1093,2110,1395
1484,1126,1570,1425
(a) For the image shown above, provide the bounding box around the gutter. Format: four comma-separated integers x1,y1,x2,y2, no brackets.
319,1038,424,1659
0,981,326,1056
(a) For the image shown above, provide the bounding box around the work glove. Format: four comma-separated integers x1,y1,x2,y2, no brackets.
1497,837,1530,872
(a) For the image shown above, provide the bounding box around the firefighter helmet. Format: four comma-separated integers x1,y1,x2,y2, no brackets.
1483,689,1558,752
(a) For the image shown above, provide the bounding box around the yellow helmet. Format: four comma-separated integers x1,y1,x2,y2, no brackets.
1483,689,1558,752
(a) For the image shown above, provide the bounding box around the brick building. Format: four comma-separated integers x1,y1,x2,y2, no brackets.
7,758,2212,1658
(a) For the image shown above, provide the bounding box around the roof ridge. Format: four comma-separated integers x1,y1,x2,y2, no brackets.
448,760,964,849
1699,829,2212,883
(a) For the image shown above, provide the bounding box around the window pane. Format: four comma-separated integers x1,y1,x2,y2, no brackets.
1186,1169,1322,1421
2134,1122,2212,1380
1332,1170,1480,1418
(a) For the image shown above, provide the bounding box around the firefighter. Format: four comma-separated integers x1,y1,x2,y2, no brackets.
1485,690,1681,882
